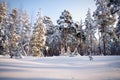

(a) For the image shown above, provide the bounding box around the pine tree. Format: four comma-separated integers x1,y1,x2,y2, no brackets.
8,8,21,58
114,15,120,55
20,11,31,56
31,10,46,56
85,9,97,55
43,16,54,56
57,10,73,54
116,17,120,40
106,0,120,15
0,0,8,55
75,20,85,56
106,0,120,55
43,16,54,35
93,0,116,55
0,0,7,24
8,8,22,58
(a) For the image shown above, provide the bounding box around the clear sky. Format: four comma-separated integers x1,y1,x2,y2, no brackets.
2,0,96,24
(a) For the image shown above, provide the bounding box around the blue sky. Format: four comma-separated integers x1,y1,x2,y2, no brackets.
2,0,96,24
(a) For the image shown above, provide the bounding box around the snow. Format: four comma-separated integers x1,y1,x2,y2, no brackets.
0,55,120,80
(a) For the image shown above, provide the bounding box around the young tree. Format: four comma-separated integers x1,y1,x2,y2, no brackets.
85,9,97,55
31,10,46,56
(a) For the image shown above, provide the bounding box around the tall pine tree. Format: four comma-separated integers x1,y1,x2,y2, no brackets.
93,0,116,55
57,10,73,54
9,8,21,58
31,10,46,56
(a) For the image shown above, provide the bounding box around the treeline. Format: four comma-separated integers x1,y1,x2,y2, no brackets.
0,0,120,58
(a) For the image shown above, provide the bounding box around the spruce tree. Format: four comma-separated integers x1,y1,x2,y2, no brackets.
9,8,21,58
31,10,46,56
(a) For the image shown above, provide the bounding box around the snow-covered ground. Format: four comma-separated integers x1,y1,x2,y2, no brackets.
0,55,120,80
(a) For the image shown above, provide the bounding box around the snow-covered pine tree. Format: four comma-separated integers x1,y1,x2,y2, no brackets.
113,13,120,55
43,16,55,56
85,9,97,55
106,0,120,42
106,0,120,41
75,20,85,56
8,8,21,58
67,22,78,56
106,0,120,55
31,10,46,56
106,0,120,15
44,16,62,56
57,10,73,53
20,11,31,56
93,0,116,55
0,0,8,55
43,16,54,35
116,17,120,41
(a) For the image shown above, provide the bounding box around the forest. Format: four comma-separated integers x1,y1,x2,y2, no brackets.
0,0,120,58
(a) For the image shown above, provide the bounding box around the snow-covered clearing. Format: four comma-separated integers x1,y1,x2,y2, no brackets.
0,55,120,80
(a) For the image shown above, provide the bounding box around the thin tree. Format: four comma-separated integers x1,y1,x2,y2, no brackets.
85,9,96,55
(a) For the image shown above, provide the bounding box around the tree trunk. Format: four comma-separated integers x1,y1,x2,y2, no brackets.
90,34,92,55
98,31,101,55
64,28,68,53
103,35,107,55
102,26,107,56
